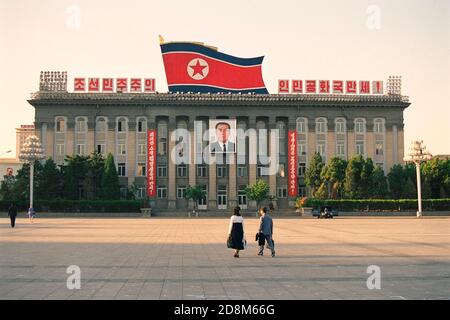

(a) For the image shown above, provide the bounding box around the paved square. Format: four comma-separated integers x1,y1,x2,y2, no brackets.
0,216,449,300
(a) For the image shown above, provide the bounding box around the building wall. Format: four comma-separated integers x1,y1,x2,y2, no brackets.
31,95,409,210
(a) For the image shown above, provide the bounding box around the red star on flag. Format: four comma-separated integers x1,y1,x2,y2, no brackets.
189,59,207,77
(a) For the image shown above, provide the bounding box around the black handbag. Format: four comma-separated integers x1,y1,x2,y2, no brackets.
227,235,233,248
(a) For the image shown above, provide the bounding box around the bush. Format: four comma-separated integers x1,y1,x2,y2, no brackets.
303,198,450,212
0,200,142,213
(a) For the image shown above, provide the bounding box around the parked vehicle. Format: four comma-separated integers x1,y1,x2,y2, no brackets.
312,206,339,218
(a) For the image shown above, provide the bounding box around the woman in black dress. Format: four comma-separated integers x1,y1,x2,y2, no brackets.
228,206,245,258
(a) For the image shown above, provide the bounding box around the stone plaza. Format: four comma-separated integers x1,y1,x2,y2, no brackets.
0,216,449,300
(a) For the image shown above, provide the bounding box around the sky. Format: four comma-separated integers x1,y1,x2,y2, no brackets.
0,0,449,157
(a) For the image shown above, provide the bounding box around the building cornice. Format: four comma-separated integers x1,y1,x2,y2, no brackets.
28,91,410,108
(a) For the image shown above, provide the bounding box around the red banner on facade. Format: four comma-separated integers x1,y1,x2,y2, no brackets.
288,130,297,197
147,130,157,197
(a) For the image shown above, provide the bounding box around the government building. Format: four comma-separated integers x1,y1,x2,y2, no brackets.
28,83,410,211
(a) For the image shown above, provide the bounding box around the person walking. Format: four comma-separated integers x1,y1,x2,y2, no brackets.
228,206,245,258
8,203,18,228
258,207,275,257
28,207,36,223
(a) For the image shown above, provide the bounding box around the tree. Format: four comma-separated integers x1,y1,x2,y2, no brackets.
185,185,207,212
245,179,269,208
370,166,388,199
344,155,365,199
321,157,347,199
422,158,448,198
0,175,16,201
11,161,44,202
305,152,324,197
421,177,432,199
62,155,89,200
315,182,328,200
84,152,105,200
35,158,63,200
387,164,405,199
361,158,374,198
402,178,417,199
100,153,120,200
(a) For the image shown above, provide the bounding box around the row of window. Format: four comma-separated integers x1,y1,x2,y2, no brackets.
296,117,386,134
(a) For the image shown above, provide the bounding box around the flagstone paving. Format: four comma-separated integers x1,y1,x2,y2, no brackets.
0,216,449,300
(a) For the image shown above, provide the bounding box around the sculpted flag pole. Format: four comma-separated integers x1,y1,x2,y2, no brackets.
160,36,269,94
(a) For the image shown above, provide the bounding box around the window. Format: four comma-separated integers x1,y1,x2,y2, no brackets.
56,143,65,156
355,118,365,134
356,141,365,155
76,118,86,133
137,144,146,155
276,121,286,156
298,186,307,197
374,118,385,133
177,165,187,177
298,163,306,177
335,119,346,133
137,119,147,133
197,185,207,206
76,144,85,155
237,165,247,177
257,166,266,177
157,186,167,199
238,185,247,206
118,144,126,155
375,142,384,156
197,165,207,177
336,143,345,157
117,119,127,132
298,142,307,156
157,121,167,156
217,166,227,178
118,163,126,177
277,186,287,198
157,166,167,177
177,186,187,199
296,117,307,133
96,144,105,154
278,163,285,178
316,118,327,134
136,186,145,199
96,118,107,132
137,163,146,177
56,118,65,133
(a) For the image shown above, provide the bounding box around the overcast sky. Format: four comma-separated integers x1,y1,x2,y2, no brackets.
1,0,449,156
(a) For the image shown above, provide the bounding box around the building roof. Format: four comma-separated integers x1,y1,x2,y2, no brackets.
28,91,410,108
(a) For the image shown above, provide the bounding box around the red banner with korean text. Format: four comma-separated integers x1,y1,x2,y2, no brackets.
288,130,298,197
147,130,157,197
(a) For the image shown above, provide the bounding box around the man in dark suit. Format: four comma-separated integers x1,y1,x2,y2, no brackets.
258,207,275,257
8,203,18,228
210,122,235,153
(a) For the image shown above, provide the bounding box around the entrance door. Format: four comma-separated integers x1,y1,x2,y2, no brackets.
217,185,227,210
238,185,247,209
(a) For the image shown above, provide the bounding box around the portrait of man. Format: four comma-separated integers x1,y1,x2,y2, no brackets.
209,120,236,153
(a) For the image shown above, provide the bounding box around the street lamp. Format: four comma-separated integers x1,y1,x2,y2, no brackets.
18,135,45,214
403,140,432,218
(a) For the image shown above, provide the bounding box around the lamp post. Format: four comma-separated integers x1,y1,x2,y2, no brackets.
18,135,45,213
403,140,432,218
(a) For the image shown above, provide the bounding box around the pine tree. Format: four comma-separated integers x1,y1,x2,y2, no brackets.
315,182,328,200
387,164,405,199
370,166,388,199
100,153,120,200
36,158,63,200
421,178,432,199
344,155,364,199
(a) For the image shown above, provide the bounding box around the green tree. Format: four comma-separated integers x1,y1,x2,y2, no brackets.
402,178,417,199
62,155,89,200
370,166,388,199
305,152,324,197
387,164,405,199
321,157,347,199
100,153,120,200
84,152,105,200
361,158,374,198
421,177,432,199
11,161,44,202
35,158,63,200
0,175,16,201
315,182,328,200
185,185,207,212
344,155,365,199
421,158,448,198
245,179,269,207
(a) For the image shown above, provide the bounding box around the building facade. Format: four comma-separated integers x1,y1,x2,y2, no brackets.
28,91,409,211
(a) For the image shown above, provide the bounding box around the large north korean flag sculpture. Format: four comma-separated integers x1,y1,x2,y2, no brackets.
160,40,268,94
